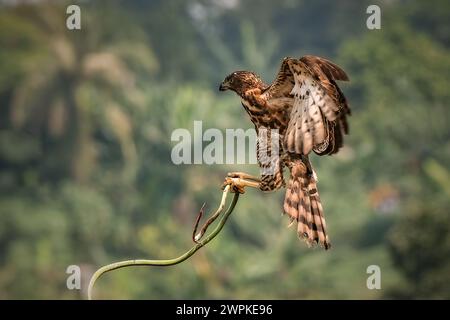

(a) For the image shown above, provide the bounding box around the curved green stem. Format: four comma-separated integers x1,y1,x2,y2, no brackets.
88,185,239,300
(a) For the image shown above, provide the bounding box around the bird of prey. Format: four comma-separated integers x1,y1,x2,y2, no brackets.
219,55,350,249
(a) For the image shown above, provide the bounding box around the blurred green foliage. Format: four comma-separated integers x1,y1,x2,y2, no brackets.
0,0,448,299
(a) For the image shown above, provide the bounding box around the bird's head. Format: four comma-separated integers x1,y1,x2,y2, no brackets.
219,71,264,96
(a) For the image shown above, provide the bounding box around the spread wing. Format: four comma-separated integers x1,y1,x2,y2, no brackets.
300,55,349,82
262,56,350,155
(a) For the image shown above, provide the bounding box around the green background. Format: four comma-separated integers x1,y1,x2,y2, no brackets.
0,0,449,299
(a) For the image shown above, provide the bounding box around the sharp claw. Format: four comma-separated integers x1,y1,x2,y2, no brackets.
221,177,232,191
222,177,246,194
236,187,245,194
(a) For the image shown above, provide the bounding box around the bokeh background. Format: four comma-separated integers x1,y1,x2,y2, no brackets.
0,0,449,299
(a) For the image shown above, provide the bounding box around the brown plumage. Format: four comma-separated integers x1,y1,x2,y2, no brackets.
219,55,350,249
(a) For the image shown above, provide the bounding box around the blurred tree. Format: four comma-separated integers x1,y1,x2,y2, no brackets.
338,6,450,298
1,3,158,183
387,202,450,299
0,0,448,300
0,2,159,299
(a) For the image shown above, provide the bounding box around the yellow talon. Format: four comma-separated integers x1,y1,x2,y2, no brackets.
222,176,260,194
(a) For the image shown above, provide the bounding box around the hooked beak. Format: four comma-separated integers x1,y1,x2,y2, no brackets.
219,82,228,91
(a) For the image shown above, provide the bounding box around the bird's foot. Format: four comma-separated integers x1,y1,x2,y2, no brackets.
222,177,246,194
222,175,260,194
227,172,261,182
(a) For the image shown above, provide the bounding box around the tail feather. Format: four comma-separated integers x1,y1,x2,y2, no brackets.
311,191,329,248
284,164,331,249
303,188,313,241
296,195,307,237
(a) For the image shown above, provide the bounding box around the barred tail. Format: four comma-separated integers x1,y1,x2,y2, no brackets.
283,162,331,249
